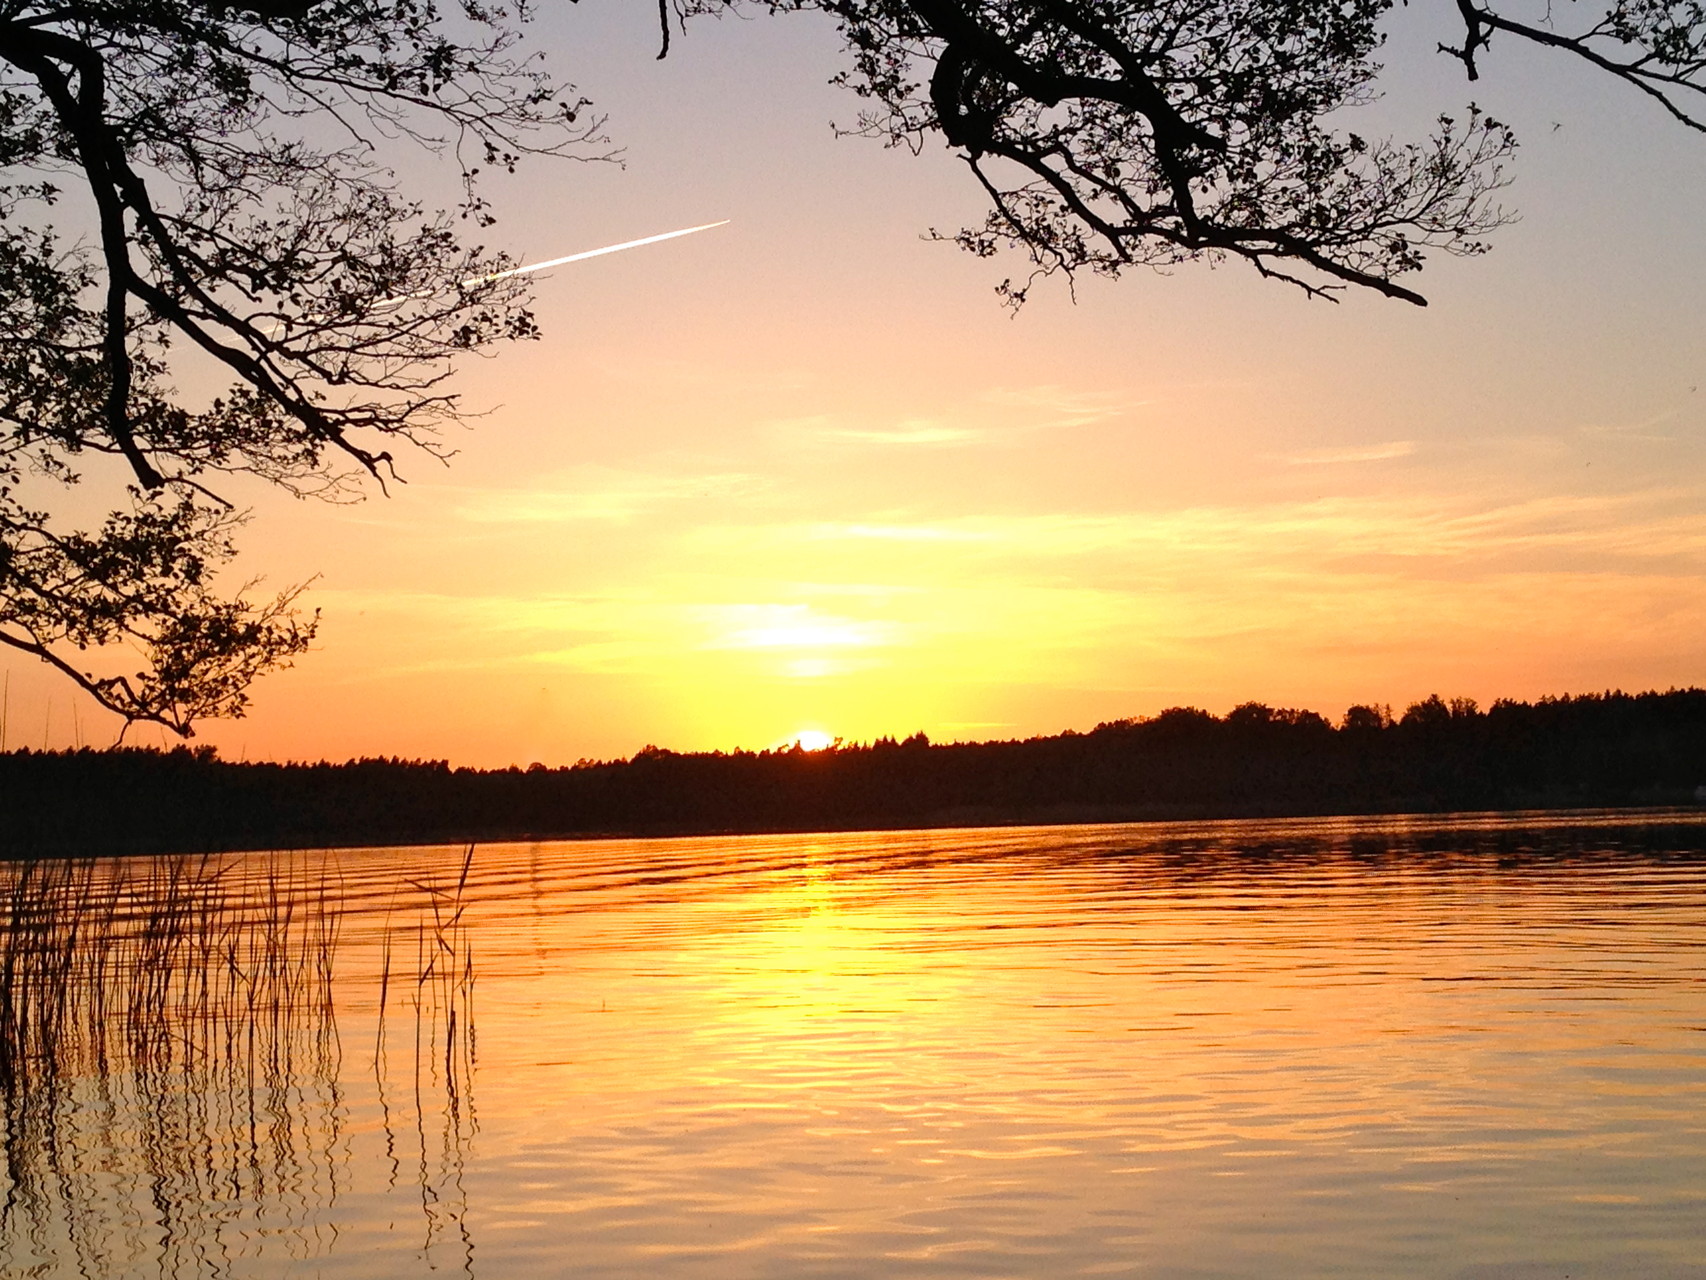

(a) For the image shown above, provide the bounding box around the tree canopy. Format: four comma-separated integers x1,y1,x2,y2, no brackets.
0,0,597,733
2,0,1703,737
741,0,1706,305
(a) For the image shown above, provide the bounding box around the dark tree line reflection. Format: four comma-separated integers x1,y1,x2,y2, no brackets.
0,853,476,1278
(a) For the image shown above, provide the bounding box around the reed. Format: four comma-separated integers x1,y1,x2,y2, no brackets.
0,848,476,1277
384,843,479,1262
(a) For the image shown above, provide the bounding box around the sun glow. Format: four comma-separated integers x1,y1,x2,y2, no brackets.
792,730,834,752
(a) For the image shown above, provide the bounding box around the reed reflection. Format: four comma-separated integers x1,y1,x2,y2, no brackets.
377,844,478,1269
0,851,476,1279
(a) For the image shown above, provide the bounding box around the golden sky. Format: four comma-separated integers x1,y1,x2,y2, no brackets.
4,1,1703,764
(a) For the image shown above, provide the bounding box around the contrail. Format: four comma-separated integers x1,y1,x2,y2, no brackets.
265,220,731,332
472,220,731,285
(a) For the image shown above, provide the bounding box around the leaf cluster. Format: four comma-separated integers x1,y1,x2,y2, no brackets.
702,0,1705,305
0,0,599,732
762,0,1518,303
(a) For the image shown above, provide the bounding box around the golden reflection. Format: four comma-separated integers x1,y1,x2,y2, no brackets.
467,823,1706,1134
5,825,1704,1278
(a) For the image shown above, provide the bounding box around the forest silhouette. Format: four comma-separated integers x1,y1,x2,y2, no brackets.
4,688,1705,855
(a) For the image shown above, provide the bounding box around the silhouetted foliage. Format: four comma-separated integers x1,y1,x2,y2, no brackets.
0,1,596,734
3,687,1704,855
718,0,1706,305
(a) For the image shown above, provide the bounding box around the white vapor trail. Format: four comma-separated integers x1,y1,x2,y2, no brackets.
473,220,731,284
264,220,731,333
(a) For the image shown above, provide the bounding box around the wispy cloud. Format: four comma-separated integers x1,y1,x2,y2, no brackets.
306,482,1706,733
696,604,898,652
725,488,1706,573
1285,440,1416,465
816,522,994,543
454,468,762,524
790,384,1134,451
981,385,1135,428
816,420,982,447
1576,408,1679,443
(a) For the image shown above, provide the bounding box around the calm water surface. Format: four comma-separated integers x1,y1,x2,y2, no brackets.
3,811,1705,1278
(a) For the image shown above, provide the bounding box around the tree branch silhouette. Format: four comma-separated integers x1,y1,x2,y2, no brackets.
0,0,602,733
702,0,1703,305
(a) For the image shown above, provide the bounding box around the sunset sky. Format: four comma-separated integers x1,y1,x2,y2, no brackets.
5,0,1704,765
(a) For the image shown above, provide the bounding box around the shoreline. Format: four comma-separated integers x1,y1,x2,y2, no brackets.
7,687,1705,856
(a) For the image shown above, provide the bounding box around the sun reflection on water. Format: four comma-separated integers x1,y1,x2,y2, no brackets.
5,816,1706,1278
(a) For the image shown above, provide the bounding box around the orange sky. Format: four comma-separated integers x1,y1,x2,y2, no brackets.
3,1,1703,765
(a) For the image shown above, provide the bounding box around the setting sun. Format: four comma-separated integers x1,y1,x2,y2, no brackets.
6,1,1706,1276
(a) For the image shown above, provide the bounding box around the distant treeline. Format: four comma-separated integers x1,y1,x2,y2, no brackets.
5,689,1706,855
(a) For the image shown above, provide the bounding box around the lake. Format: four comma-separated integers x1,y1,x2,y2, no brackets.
2,811,1704,1278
